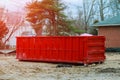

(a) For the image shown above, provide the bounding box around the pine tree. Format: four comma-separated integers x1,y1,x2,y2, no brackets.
26,0,71,36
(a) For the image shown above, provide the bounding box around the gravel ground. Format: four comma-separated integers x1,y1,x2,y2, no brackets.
0,52,120,80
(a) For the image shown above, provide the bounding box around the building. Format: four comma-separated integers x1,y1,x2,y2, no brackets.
92,15,120,48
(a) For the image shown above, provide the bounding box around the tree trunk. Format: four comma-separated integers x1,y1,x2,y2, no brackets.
83,0,95,32
99,0,104,21
83,0,87,32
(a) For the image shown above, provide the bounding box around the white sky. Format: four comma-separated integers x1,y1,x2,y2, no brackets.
0,0,83,12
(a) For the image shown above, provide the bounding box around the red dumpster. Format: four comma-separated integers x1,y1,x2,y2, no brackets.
16,36,105,65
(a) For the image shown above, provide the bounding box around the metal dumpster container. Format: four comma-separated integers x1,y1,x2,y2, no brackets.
16,36,105,65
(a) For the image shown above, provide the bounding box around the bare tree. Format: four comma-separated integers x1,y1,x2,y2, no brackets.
3,10,24,46
82,0,95,32
108,0,120,16
74,0,120,33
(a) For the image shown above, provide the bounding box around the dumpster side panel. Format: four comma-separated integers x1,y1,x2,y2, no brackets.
16,37,26,59
16,37,20,59
16,36,105,64
33,37,85,63
86,36,105,63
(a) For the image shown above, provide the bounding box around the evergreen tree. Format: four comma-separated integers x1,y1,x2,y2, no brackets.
26,0,72,36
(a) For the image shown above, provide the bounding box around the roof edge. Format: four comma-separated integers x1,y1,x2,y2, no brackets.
92,24,120,27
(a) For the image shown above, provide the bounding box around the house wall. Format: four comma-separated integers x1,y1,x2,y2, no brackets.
98,26,120,48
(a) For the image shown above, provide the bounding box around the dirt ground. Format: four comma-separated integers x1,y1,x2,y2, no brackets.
0,52,120,80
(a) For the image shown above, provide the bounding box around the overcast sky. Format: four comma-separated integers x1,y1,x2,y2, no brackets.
0,0,82,13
